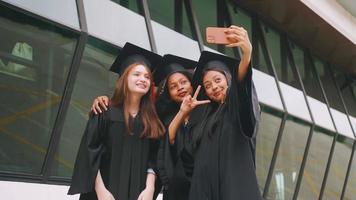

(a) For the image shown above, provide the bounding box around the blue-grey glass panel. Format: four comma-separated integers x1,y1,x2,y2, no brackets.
256,106,283,193
314,57,346,113
50,37,119,177
258,23,281,77
298,127,334,199
0,5,78,174
333,70,356,117
324,136,353,199
148,0,193,39
344,142,356,200
266,117,310,200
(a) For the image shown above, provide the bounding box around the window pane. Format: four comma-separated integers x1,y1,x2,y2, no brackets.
324,136,353,199
192,0,217,51
0,5,78,174
302,54,326,103
344,142,356,200
256,106,283,192
256,41,271,75
333,71,356,117
224,5,252,58
288,43,304,90
50,37,119,177
148,0,193,39
315,58,346,113
266,117,310,200
112,0,140,15
298,127,334,199
261,24,282,78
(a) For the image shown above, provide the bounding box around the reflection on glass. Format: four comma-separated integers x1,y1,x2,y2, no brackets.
324,136,353,199
257,42,271,75
266,117,310,200
261,24,282,78
301,53,325,103
256,106,283,192
288,43,303,90
314,57,346,113
50,38,119,177
298,127,334,199
192,0,217,51
344,142,356,200
148,0,193,39
0,5,78,174
224,4,252,58
333,70,356,118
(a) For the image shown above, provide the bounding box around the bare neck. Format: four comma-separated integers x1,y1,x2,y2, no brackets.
126,93,142,116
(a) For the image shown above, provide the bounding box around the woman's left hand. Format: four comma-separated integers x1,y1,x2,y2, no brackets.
225,25,252,61
137,187,154,200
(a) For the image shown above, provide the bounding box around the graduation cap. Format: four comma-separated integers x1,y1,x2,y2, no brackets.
110,42,162,75
193,51,240,87
154,54,197,84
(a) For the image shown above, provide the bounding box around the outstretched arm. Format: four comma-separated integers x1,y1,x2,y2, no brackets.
225,25,252,81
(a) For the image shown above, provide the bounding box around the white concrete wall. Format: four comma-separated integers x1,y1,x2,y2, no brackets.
0,181,163,200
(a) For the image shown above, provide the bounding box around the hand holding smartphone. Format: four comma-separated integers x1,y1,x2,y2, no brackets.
206,27,230,44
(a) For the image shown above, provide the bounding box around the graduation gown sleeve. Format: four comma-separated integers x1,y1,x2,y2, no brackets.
227,65,261,139
68,112,107,195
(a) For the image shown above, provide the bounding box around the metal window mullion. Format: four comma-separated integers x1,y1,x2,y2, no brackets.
174,0,183,33
284,38,316,200
306,50,339,132
317,62,352,199
341,140,356,199
318,134,338,200
0,172,43,183
284,38,315,122
221,0,242,59
326,64,356,137
137,0,157,53
216,0,225,54
183,0,204,52
256,19,289,198
41,0,88,182
304,50,341,200
325,63,356,199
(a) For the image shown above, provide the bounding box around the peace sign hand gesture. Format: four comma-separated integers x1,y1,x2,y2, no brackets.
180,85,211,114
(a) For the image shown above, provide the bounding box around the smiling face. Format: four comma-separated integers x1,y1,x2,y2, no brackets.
202,70,228,103
167,72,193,103
126,64,151,96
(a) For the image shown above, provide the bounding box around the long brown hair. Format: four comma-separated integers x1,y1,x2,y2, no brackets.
111,62,165,139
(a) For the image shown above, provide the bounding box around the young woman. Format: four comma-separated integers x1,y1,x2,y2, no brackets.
91,54,209,200
172,26,261,199
68,42,165,200
155,55,209,200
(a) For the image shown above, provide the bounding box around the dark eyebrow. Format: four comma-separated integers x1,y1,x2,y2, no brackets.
212,74,222,79
203,80,211,85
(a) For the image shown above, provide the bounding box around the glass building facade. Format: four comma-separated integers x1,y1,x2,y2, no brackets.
0,0,355,199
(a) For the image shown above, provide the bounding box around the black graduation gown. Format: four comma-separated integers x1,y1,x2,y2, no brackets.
157,110,199,200
68,106,160,200
189,68,262,200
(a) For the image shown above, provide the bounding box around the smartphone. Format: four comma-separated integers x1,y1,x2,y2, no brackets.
206,27,230,44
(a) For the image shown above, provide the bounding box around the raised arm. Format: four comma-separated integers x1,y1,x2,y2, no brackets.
225,25,252,81
168,86,210,144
